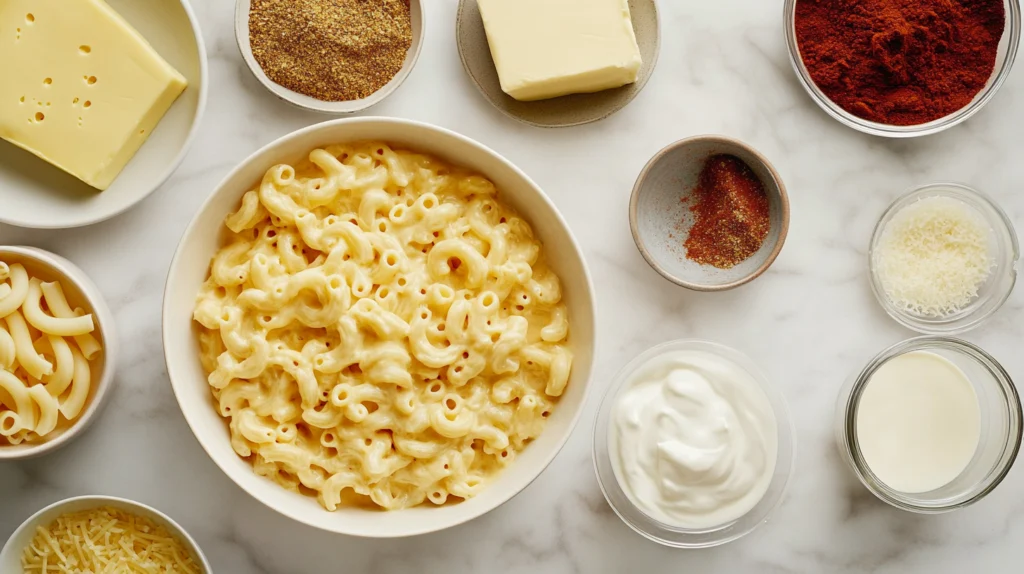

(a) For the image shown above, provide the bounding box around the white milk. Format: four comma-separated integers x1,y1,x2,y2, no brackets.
856,351,980,493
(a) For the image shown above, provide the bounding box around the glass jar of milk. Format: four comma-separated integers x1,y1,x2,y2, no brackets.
836,337,1021,512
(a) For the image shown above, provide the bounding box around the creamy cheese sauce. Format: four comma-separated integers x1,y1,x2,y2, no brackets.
610,350,778,529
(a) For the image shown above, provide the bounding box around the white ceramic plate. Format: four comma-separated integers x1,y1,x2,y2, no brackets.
0,495,211,571
162,117,596,537
0,0,208,229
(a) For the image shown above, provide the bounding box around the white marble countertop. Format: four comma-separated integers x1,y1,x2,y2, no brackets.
4,0,1024,572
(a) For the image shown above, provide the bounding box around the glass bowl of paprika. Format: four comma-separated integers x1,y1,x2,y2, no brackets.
784,0,1021,137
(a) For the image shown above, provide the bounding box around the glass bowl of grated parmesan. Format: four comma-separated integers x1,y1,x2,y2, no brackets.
869,183,1019,335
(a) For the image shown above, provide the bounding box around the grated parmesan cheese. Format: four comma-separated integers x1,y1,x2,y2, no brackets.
20,506,202,574
873,196,994,318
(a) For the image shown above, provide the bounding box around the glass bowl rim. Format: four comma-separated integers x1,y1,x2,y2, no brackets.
841,336,1022,512
782,0,1022,138
591,338,795,548
867,182,1020,335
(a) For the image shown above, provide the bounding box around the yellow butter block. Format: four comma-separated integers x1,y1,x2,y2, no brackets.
477,0,643,102
0,0,187,190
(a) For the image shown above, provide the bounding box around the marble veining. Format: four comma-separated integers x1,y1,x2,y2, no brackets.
3,0,1024,572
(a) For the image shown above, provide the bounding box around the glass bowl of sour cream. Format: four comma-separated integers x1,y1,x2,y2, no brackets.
593,340,795,548
836,337,1022,513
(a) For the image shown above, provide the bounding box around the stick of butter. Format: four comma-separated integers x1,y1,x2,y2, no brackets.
477,0,643,102
0,0,187,191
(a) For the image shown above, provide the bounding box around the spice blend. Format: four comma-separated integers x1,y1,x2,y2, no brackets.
795,0,1005,126
684,155,770,269
249,0,413,102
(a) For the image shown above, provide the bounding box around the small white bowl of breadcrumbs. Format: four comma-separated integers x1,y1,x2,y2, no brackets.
235,0,424,114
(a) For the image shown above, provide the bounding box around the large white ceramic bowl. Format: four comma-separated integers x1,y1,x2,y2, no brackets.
162,117,596,537
0,0,208,229
0,495,211,571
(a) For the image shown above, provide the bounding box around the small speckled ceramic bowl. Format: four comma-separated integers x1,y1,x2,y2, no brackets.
456,0,660,128
629,136,789,291
234,0,424,114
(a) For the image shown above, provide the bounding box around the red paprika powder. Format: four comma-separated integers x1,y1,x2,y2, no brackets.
794,0,1005,126
684,155,770,269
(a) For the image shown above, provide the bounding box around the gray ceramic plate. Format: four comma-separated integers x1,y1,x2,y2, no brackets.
456,0,660,128
629,136,790,291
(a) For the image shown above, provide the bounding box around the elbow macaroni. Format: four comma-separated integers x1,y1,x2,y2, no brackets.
0,263,102,445
194,142,573,511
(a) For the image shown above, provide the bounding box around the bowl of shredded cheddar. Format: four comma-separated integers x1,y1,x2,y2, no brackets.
162,117,596,537
0,495,209,573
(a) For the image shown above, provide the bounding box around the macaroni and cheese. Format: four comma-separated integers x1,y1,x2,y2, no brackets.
0,261,101,445
194,142,572,510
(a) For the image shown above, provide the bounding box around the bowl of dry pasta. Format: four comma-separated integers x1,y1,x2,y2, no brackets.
0,246,116,459
162,117,596,537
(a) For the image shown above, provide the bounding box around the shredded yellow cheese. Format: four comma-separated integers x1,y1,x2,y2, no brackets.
20,507,202,574
874,196,994,317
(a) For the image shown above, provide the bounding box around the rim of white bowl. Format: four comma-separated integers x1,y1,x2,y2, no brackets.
0,495,212,571
0,246,118,460
161,116,597,537
0,0,210,229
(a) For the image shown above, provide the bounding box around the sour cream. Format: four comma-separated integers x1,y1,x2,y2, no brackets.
610,350,778,529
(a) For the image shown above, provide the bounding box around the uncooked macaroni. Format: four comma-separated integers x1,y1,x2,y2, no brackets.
194,142,572,510
0,261,101,445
